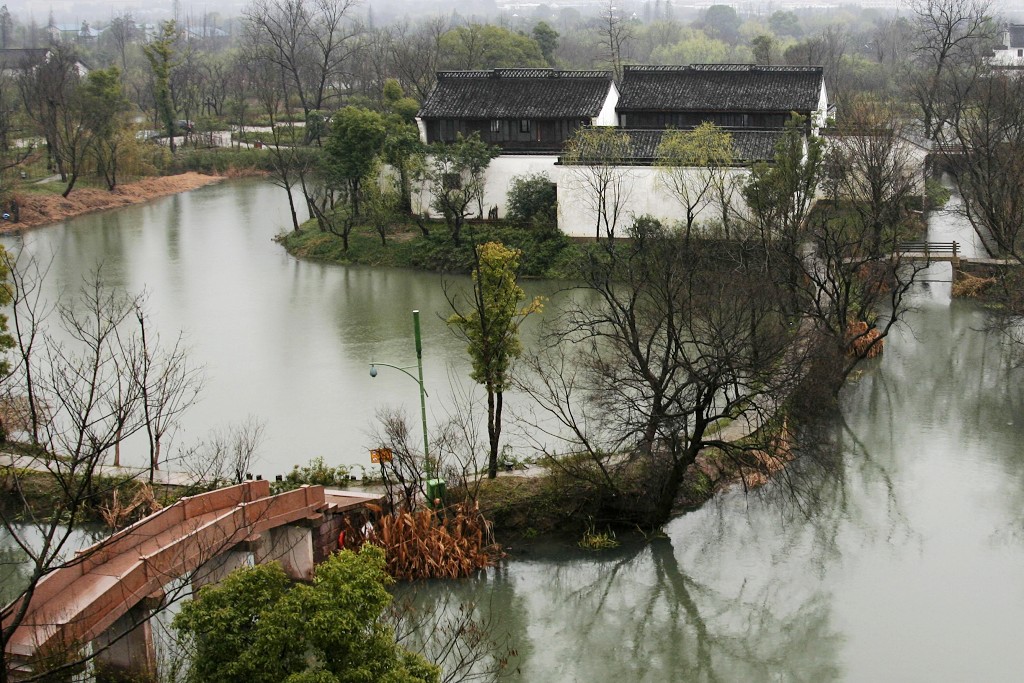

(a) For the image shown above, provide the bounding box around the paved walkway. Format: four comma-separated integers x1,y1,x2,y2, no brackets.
0,452,204,487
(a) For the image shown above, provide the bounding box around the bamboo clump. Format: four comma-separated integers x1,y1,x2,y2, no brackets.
359,503,504,581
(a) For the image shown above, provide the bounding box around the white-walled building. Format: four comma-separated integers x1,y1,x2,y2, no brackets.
414,65,829,238
992,25,1024,69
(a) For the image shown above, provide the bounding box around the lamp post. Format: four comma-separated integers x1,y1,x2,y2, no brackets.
369,310,432,479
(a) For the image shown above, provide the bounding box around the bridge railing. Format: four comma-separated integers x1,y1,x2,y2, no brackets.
898,241,959,258
2,481,321,651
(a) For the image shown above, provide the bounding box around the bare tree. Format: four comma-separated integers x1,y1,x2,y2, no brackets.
598,0,633,81
522,219,806,526
106,12,139,84
389,16,449,101
244,0,362,124
132,301,204,481
180,415,267,485
945,69,1024,262
825,98,921,257
0,265,208,681
370,406,428,511
907,0,995,141
562,127,634,241
17,45,87,191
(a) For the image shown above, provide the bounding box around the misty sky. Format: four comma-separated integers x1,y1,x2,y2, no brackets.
7,0,1022,27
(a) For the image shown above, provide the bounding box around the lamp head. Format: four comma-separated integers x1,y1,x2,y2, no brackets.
369,365,378,378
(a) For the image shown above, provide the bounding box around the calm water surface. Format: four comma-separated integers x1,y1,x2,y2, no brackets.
3,181,1023,680
407,292,1024,681
0,180,563,476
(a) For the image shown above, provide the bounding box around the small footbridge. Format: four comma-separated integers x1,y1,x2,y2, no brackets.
898,241,961,263
2,480,381,680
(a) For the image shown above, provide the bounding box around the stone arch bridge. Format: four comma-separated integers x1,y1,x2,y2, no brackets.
2,480,380,681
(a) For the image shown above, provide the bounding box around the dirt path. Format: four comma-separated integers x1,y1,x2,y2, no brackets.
3,172,225,233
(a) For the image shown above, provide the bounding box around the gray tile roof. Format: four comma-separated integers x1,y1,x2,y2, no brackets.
560,128,785,165
1008,25,1024,48
618,64,824,114
418,69,614,119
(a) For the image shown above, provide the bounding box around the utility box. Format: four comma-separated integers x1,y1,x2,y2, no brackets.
426,479,446,509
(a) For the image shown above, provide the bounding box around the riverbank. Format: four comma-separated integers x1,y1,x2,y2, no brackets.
5,172,226,233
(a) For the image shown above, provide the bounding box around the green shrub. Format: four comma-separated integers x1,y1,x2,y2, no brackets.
165,148,275,174
925,178,952,210
506,172,557,229
275,456,353,492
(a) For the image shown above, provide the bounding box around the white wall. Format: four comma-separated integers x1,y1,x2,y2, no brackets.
413,154,755,238
593,82,620,127
991,48,1024,67
412,154,560,219
556,165,751,238
814,81,829,133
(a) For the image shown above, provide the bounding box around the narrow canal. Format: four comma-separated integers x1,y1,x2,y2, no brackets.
2,180,1023,680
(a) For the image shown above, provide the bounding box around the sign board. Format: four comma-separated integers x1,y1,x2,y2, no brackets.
370,448,393,464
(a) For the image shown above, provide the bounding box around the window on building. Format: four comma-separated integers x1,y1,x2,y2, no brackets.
490,119,501,133
1018,48,1022,57
520,119,531,133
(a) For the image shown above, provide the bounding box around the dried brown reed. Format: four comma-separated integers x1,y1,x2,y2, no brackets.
99,484,162,530
740,418,796,489
846,320,883,359
951,271,995,298
357,503,503,581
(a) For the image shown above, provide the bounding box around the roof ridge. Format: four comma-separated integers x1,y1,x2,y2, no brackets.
437,68,612,80
623,64,823,73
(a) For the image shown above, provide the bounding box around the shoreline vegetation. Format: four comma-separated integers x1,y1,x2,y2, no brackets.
5,172,226,233
278,216,582,278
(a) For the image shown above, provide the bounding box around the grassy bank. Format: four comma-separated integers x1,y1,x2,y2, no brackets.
278,218,584,277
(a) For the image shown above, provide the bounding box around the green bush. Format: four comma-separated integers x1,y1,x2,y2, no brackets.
925,178,952,210
281,216,581,278
506,172,557,230
165,148,276,174
274,456,353,492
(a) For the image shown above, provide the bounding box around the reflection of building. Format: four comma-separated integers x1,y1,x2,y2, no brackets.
414,65,829,237
992,24,1024,69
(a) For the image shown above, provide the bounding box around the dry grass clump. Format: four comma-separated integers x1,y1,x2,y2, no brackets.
739,418,796,489
846,320,883,359
951,271,995,298
361,503,503,581
99,484,162,530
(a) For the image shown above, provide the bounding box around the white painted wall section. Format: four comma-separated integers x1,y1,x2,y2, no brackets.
556,165,752,238
593,82,620,127
413,154,756,238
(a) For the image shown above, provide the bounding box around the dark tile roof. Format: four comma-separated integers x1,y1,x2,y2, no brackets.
418,69,614,119
618,64,824,114
1008,25,1024,48
560,128,785,165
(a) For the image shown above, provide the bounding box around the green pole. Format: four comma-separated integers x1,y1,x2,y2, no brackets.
413,310,431,479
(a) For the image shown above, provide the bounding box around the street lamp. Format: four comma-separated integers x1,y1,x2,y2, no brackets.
369,310,435,486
